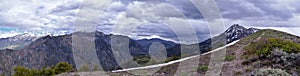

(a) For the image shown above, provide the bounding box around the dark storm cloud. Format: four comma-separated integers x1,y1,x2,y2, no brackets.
216,0,264,20
247,0,293,20
113,0,203,19
216,0,297,21
114,0,297,21
164,0,203,19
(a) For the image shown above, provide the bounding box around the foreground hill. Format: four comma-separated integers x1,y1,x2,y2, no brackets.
106,29,300,76
219,29,300,75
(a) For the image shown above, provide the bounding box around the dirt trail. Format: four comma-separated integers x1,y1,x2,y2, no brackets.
222,32,265,75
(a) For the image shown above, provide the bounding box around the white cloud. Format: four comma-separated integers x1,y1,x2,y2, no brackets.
0,0,81,34
0,31,21,38
1,0,300,41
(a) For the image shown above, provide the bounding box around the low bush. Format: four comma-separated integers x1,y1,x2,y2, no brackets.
197,65,208,72
225,55,235,61
133,55,151,65
165,56,180,63
53,62,73,74
12,62,73,76
244,66,253,72
244,38,300,57
235,71,242,75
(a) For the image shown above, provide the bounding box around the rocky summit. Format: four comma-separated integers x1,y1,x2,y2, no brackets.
225,24,259,43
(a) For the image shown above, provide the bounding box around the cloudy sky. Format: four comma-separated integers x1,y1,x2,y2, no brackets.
0,0,300,43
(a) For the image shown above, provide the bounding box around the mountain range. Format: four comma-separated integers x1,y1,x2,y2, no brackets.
0,24,260,75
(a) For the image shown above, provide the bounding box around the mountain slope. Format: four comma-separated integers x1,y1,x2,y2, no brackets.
0,31,148,74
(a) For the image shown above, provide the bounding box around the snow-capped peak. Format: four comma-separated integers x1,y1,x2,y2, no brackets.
225,24,259,43
8,33,45,42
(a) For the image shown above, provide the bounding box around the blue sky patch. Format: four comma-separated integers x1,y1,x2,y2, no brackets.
0,26,18,32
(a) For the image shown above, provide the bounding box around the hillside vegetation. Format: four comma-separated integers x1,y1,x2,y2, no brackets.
109,29,300,76
0,62,73,76
244,38,300,57
238,29,300,75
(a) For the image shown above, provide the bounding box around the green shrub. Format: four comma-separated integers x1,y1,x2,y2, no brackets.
13,66,36,76
12,62,73,76
197,65,208,72
235,71,242,75
225,55,235,61
133,55,151,65
165,56,180,62
40,67,54,76
245,38,300,57
53,62,73,74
